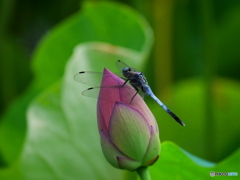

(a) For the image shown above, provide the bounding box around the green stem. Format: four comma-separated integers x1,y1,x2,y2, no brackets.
199,0,216,160
136,167,151,180
152,0,173,97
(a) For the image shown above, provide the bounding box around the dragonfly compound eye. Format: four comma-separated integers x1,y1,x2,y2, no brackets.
123,67,131,73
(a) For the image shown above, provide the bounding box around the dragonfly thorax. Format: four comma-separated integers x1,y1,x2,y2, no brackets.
129,72,147,88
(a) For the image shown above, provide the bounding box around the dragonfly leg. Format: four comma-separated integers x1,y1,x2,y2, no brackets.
121,79,129,86
120,79,138,104
130,87,139,104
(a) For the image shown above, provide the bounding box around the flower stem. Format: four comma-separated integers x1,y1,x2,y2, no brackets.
137,167,151,180
199,0,216,160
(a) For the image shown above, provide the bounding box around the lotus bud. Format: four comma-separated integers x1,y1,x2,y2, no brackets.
97,68,160,171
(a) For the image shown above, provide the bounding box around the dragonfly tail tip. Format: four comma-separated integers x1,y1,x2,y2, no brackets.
181,122,186,126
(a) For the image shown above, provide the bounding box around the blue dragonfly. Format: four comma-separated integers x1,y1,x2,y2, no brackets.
74,60,185,126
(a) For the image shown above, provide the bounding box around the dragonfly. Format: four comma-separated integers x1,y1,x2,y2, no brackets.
74,60,185,126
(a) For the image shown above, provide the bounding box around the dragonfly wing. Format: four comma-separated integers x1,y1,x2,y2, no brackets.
82,86,123,99
82,86,101,98
81,85,119,99
74,71,107,86
116,60,137,72
82,84,142,104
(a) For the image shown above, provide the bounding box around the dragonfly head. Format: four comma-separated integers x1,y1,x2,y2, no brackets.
122,67,132,78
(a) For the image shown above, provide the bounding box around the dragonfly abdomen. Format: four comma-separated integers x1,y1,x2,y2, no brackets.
148,92,185,126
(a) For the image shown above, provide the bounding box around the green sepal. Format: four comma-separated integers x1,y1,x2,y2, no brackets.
142,126,160,165
109,102,151,160
117,156,142,170
100,130,126,168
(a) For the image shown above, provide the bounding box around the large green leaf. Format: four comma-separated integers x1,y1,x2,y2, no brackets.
150,141,240,179
22,82,124,180
0,1,153,170
20,42,146,179
0,162,21,180
32,1,153,89
149,78,240,162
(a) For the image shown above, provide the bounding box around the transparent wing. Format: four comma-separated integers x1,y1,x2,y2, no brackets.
81,87,100,98
74,71,125,86
116,60,137,72
81,85,120,98
74,71,106,87
82,85,143,104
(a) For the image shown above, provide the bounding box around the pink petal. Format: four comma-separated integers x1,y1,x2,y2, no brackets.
97,69,123,130
97,104,107,133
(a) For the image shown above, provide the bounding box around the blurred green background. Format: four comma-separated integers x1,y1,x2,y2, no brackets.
0,0,240,179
